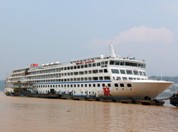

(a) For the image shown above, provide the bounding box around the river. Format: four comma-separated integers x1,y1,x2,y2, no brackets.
0,92,178,132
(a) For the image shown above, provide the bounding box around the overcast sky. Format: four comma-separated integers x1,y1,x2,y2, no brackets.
0,0,178,80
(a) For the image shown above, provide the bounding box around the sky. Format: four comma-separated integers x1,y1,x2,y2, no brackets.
0,0,178,79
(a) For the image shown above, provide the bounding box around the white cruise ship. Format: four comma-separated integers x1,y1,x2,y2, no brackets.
4,45,173,101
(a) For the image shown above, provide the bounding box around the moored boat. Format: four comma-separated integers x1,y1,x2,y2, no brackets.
170,93,178,107
4,44,173,102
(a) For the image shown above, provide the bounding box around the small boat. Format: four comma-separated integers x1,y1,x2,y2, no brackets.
170,93,178,107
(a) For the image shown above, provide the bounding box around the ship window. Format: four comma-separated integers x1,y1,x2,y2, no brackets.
116,77,121,80
143,72,146,76
89,70,92,74
85,71,87,74
93,63,96,67
93,70,98,73
81,65,84,68
129,77,133,80
97,84,100,87
81,84,83,87
110,61,114,65
85,84,87,87
122,77,127,80
120,62,124,65
104,76,110,80
111,69,119,74
85,65,88,68
108,83,111,87
126,70,133,75
105,61,108,65
93,84,96,87
78,84,80,87
101,61,104,65
139,71,143,76
99,69,103,73
89,84,91,87
120,70,126,74
74,84,76,87
89,77,92,80
74,72,78,75
127,84,132,87
104,69,108,73
99,76,103,80
102,84,105,87
93,77,98,80
71,84,73,87
125,62,137,67
120,84,124,87
133,70,139,75
114,83,118,87
89,64,92,67
97,63,100,66
115,61,120,65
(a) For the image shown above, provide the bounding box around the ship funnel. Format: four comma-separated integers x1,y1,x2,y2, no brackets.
109,42,117,58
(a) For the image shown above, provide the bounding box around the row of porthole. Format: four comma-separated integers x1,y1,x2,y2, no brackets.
114,83,132,88
36,83,132,89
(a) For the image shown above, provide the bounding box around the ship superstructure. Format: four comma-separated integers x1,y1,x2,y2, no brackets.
4,45,173,101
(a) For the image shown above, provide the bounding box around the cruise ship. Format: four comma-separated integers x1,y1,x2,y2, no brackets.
4,45,173,101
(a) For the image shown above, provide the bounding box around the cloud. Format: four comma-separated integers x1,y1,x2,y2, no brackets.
91,26,174,46
113,26,174,45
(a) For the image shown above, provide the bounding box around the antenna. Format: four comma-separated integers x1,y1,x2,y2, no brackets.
109,42,117,58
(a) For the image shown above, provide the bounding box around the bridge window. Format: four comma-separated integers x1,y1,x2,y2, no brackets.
120,70,126,74
111,69,119,74
126,70,133,75
139,71,143,76
133,70,139,75
110,61,115,65
120,62,125,65
125,62,137,67
115,61,120,65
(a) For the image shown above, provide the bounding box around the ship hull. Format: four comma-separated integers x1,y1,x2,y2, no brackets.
4,80,172,101
109,80,173,100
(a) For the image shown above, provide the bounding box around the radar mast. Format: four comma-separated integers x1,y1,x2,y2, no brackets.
109,42,117,58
